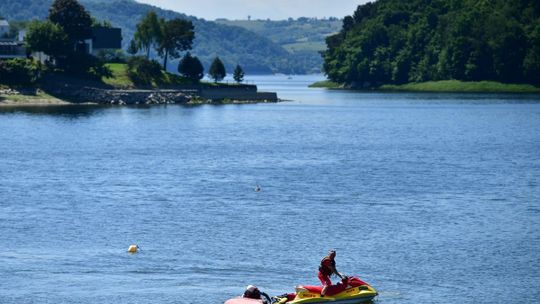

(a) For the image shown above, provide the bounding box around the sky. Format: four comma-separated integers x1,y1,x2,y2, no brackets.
136,0,370,20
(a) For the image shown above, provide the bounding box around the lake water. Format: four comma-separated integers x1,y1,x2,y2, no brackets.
1,75,539,304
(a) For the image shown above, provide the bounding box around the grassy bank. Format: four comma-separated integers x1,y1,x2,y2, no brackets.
103,63,251,89
1,65,269,106
102,63,133,88
308,80,344,89
102,63,196,89
310,79,540,93
0,89,75,106
380,80,540,93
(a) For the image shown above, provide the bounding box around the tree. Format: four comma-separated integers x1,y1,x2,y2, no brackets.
133,11,162,59
127,56,163,86
322,0,540,86
48,0,92,43
209,57,226,82
342,16,355,32
157,18,194,70
523,20,540,85
25,20,69,60
127,39,139,55
92,19,112,28
233,64,244,83
178,52,204,81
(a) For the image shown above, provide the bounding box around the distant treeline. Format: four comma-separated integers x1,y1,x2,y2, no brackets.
0,0,326,74
323,0,540,86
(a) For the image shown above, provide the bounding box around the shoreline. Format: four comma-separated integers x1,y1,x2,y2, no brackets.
310,80,540,94
0,86,280,107
0,97,282,107
0,93,281,107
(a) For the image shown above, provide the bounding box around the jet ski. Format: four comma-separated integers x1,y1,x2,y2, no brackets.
272,276,377,304
225,285,272,304
225,297,268,304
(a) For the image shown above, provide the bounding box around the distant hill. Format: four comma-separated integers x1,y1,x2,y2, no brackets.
216,18,342,74
0,0,320,74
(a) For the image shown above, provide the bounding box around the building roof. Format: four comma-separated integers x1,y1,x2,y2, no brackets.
0,41,22,46
0,20,9,27
92,26,122,49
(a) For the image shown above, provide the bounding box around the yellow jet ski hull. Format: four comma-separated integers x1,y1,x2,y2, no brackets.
275,284,377,304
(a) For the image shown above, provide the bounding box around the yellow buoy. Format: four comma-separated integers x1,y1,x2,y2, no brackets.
128,245,139,253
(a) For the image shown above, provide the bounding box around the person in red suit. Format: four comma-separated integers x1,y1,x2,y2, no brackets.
318,250,344,296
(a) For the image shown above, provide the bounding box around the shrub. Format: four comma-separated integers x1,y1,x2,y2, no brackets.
96,49,127,63
127,56,163,86
61,53,112,80
0,58,40,86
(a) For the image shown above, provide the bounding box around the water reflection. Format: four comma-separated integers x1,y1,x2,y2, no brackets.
0,103,252,118
0,105,109,117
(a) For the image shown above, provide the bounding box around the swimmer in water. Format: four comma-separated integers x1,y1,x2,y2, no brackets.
255,185,261,192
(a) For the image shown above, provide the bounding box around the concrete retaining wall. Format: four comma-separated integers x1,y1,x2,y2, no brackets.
199,87,277,101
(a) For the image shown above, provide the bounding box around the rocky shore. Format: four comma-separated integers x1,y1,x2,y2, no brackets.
1,85,279,106
46,86,194,105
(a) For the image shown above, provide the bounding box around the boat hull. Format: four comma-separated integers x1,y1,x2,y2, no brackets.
274,278,377,304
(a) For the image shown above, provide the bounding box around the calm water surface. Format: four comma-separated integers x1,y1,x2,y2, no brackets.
1,75,539,304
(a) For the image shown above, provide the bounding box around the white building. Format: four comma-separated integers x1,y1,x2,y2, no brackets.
0,20,27,59
0,20,9,37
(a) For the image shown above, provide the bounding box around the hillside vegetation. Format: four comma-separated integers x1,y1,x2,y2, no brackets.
323,0,540,87
216,18,342,73
0,0,316,74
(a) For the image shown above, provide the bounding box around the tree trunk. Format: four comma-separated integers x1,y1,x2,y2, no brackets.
146,47,150,59
163,50,168,71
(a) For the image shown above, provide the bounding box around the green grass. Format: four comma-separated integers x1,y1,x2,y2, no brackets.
101,63,248,89
0,90,65,103
308,80,344,89
310,79,540,93
215,19,341,54
283,41,327,53
102,63,198,89
102,63,134,88
379,80,540,93
216,20,267,32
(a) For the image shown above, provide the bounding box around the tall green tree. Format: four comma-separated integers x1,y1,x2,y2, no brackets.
523,20,540,84
178,52,204,81
48,0,92,43
25,20,69,60
157,18,194,70
208,57,226,82
134,11,162,59
233,64,244,83
127,39,139,55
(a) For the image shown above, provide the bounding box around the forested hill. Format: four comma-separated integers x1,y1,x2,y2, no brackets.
0,0,311,74
323,0,540,87
216,18,342,74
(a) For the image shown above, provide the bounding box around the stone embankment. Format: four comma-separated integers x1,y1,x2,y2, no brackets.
40,83,278,105
58,87,194,105
40,83,194,105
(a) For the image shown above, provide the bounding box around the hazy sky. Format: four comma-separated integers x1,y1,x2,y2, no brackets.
136,0,369,20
